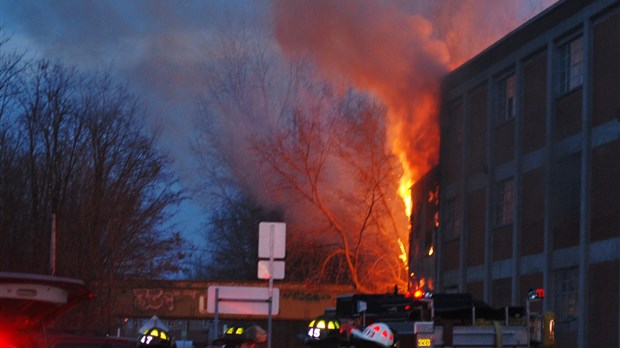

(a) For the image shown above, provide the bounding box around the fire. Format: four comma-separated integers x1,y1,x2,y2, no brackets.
272,0,551,291
398,176,413,218
389,95,441,221
398,238,408,269
410,274,434,292
418,276,433,291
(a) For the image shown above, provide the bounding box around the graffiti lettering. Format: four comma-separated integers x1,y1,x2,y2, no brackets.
282,290,331,301
133,288,175,312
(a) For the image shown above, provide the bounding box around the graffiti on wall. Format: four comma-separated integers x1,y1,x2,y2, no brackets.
133,288,176,312
132,288,208,313
281,290,332,301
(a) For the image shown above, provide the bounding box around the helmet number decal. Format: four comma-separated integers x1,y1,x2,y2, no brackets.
308,328,321,338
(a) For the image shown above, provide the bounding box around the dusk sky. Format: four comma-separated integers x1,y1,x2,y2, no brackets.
0,0,557,246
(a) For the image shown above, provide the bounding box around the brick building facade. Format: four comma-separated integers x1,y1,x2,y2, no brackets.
411,1,619,347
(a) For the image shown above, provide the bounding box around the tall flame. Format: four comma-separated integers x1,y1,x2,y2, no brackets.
388,94,442,219
273,1,449,282
399,177,413,218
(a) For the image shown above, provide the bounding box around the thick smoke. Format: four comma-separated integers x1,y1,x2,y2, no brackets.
272,0,556,187
2,0,556,244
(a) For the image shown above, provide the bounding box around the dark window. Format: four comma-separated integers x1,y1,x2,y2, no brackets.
552,155,581,214
558,36,584,94
443,198,461,240
495,73,516,122
554,268,578,322
495,178,514,226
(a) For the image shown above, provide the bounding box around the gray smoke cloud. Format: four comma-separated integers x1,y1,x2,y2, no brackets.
1,0,556,243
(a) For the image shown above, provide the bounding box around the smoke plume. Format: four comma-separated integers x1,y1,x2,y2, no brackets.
272,0,556,191
2,0,556,246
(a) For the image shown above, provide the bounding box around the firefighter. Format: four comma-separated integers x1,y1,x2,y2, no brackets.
212,324,267,348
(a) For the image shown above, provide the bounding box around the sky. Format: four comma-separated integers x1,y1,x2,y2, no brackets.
0,0,557,247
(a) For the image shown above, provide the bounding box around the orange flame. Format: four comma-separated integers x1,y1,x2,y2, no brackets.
398,177,413,218
389,95,441,219
273,0,554,290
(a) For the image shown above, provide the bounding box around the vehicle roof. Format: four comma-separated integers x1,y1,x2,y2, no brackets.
33,332,136,348
0,272,92,330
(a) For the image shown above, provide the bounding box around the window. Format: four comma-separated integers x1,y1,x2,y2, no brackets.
558,35,584,94
552,155,581,214
554,268,578,322
495,178,514,225
443,198,461,240
495,73,516,121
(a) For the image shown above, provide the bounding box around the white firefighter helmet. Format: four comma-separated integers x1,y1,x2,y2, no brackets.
351,322,394,347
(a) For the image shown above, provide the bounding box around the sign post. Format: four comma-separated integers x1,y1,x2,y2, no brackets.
206,285,280,345
206,286,280,314
258,222,286,348
268,227,274,348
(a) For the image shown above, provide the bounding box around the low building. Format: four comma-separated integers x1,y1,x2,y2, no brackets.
109,279,353,348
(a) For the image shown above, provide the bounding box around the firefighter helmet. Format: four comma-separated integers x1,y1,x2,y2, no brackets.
212,324,266,345
137,327,172,347
351,322,394,347
305,315,341,342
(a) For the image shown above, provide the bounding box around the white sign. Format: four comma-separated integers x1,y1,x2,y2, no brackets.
258,222,286,259
357,300,367,313
207,285,279,315
257,260,285,280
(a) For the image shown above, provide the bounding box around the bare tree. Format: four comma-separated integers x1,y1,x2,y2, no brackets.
0,31,28,266
251,89,408,293
193,20,409,293
0,52,186,331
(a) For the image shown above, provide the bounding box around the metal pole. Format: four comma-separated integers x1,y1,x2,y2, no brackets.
213,288,219,347
267,225,274,348
50,213,56,275
362,310,366,328
526,298,531,348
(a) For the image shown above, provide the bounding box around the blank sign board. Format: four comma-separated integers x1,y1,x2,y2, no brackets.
257,260,285,280
207,285,279,315
258,222,286,259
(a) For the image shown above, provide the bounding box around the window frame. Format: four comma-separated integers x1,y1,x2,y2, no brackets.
552,154,581,214
557,34,584,95
553,267,579,322
494,177,514,226
442,197,461,241
494,72,517,123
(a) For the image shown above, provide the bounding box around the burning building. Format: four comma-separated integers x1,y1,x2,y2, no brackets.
408,166,440,292
426,0,619,347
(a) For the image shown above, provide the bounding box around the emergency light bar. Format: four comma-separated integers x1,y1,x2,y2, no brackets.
528,288,545,301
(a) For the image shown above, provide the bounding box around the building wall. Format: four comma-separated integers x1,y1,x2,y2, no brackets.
409,167,440,289
108,280,354,348
437,1,620,347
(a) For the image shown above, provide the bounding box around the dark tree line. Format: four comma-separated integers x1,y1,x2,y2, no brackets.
0,37,185,331
185,192,282,281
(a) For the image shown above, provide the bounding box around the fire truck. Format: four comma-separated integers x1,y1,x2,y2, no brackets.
301,288,555,348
